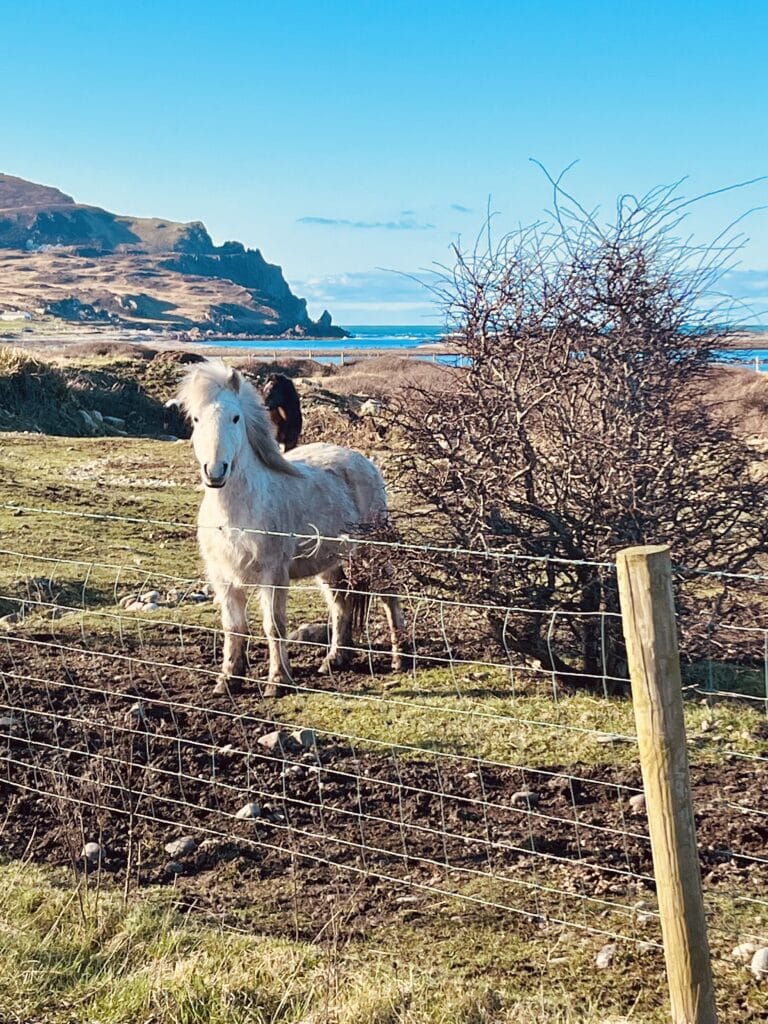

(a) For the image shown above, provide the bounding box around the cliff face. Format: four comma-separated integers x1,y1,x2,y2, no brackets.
0,174,345,338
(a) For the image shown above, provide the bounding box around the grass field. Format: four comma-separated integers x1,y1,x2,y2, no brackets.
1,358,767,1022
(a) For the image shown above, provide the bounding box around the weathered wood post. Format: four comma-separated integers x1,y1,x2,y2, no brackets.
616,544,717,1024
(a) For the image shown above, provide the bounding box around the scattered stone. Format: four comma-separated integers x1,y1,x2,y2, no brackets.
732,941,758,964
292,728,317,751
157,434,179,442
281,764,306,779
359,398,382,417
103,415,126,429
188,592,208,603
78,409,97,431
750,947,768,981
258,730,301,756
164,860,185,876
596,733,632,745
143,602,160,612
596,942,617,969
0,715,18,730
235,802,262,820
287,621,330,647
141,590,161,604
164,836,197,858
81,841,103,864
511,790,540,808
90,409,104,424
629,793,646,813
126,601,145,612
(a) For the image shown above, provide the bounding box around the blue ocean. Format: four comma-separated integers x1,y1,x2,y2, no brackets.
204,323,768,370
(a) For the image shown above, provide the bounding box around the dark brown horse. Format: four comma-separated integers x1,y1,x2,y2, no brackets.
261,373,303,451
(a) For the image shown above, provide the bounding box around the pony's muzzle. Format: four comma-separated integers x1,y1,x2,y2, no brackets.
203,462,229,488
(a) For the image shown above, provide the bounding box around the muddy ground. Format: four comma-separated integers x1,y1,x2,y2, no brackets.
1,633,766,944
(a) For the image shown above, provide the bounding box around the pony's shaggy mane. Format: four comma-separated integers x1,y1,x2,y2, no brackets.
177,360,299,475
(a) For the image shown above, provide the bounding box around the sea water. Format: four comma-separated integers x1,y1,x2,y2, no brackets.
202,323,768,370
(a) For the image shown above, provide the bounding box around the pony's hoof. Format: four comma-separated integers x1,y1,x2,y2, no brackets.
319,656,348,676
213,676,242,696
262,681,288,698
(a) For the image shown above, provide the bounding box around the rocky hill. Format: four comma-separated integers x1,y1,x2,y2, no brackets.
0,173,345,338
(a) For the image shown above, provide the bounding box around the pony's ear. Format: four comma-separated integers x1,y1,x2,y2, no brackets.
227,368,241,393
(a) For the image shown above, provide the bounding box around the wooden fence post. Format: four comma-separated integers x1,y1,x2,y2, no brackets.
616,544,717,1024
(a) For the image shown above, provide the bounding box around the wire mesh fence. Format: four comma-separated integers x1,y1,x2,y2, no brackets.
0,502,766,986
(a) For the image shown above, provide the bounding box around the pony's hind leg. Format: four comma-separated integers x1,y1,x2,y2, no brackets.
213,584,249,695
382,594,405,672
259,579,293,697
316,567,353,674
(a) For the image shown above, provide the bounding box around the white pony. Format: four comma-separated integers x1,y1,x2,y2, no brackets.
177,360,404,696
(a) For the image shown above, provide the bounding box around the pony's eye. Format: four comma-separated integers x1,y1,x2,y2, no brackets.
192,416,199,424
233,414,240,424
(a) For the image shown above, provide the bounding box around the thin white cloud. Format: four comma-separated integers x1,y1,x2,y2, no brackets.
297,215,435,231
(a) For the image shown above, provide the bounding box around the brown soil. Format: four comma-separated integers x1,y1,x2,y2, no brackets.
1,635,765,940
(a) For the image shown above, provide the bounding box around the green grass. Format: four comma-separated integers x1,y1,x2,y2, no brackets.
1,862,765,1024
1,410,767,1022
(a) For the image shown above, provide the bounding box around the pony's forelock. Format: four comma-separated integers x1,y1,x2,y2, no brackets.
177,360,299,475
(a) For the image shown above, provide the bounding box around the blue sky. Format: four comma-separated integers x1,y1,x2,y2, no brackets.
3,1,768,324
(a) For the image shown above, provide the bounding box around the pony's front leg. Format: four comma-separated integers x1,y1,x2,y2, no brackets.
213,585,249,695
259,580,293,697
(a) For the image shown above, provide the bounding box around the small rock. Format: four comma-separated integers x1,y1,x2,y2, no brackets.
281,764,306,779
90,409,104,424
750,947,768,981
629,793,646,813
118,594,139,608
288,622,330,646
164,836,197,858
732,941,757,964
141,590,161,604
157,434,179,442
142,602,160,612
126,601,145,612
511,790,540,808
82,841,104,864
235,802,261,820
103,415,126,429
258,730,301,756
188,592,208,603
292,728,317,751
596,943,617,969
596,733,632,745
164,860,185,876
0,715,17,730
359,398,382,417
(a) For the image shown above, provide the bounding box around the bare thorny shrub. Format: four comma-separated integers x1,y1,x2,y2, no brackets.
387,181,768,691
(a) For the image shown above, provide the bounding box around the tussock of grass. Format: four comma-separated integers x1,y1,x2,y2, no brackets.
0,347,87,435
0,863,672,1024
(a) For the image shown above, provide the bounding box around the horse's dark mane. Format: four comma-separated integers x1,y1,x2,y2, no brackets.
261,373,303,451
